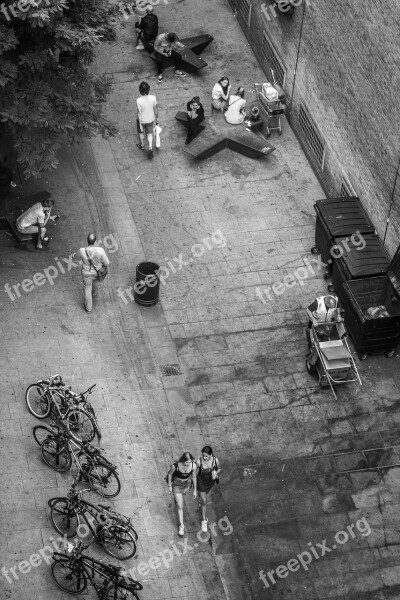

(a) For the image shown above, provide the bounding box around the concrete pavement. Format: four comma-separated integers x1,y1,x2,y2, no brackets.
2,0,400,599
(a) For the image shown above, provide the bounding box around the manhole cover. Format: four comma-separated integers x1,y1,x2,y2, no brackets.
160,364,181,376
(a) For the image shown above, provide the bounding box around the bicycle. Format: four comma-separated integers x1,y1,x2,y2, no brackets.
26,375,96,442
49,482,137,560
35,428,121,497
52,540,143,599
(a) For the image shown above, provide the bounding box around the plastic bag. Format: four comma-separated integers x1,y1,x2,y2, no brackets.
154,124,162,148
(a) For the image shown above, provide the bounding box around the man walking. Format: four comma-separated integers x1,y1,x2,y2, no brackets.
136,81,158,159
16,192,55,250
135,4,159,51
74,233,110,314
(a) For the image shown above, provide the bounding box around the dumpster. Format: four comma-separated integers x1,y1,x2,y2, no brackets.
341,245,400,359
311,197,375,267
330,233,390,302
134,262,160,306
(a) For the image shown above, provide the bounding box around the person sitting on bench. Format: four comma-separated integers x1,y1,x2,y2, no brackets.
211,77,231,111
185,96,205,144
224,87,246,125
135,4,159,51
16,195,55,250
154,32,186,82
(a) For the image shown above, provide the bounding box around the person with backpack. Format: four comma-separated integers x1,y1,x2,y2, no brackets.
166,452,197,536
74,233,110,313
196,446,221,533
135,4,159,51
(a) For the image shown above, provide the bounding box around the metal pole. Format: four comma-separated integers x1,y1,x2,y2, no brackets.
290,0,307,107
383,152,400,244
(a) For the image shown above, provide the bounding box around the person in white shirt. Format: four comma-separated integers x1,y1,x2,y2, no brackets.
16,194,56,249
211,77,231,111
136,81,158,159
73,233,110,313
224,87,246,124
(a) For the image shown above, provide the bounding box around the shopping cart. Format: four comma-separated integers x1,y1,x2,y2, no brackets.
306,321,362,399
254,70,286,137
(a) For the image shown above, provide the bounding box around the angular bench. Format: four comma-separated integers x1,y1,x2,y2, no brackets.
0,216,34,245
175,112,275,160
148,34,213,74
175,111,206,135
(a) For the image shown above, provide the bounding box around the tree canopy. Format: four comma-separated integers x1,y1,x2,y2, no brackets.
0,0,125,178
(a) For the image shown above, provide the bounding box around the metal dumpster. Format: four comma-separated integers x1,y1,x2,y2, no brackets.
341,246,400,359
330,233,390,302
312,197,375,267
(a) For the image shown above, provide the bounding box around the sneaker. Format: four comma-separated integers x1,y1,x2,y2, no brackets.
148,149,153,159
201,519,208,533
178,525,184,536
157,75,163,82
175,70,187,77
136,44,145,50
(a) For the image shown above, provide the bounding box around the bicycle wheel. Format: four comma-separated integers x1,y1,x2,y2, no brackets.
99,524,137,560
51,499,79,537
52,558,87,594
32,425,57,446
25,384,51,419
105,586,141,600
41,437,72,472
65,407,95,443
88,465,121,498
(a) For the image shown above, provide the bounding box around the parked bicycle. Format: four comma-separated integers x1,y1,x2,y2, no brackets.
49,481,137,560
26,375,96,442
33,427,121,497
52,540,143,599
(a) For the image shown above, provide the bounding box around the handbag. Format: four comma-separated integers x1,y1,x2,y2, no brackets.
165,462,178,483
154,124,162,148
85,249,108,282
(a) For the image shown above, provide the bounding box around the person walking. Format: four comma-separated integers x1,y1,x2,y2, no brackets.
154,32,186,82
16,193,55,250
136,81,158,160
166,452,197,536
135,4,159,51
196,446,221,532
74,233,110,314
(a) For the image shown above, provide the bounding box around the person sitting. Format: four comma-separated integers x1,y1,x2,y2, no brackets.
185,96,204,144
154,32,186,82
306,295,342,347
224,87,246,125
16,194,55,250
135,4,159,51
211,77,231,111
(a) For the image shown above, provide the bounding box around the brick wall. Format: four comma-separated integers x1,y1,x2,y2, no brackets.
228,0,400,256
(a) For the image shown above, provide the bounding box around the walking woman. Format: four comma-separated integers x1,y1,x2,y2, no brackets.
166,452,197,536
196,446,221,532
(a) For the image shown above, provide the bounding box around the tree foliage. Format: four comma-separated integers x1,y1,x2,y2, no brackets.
0,0,126,178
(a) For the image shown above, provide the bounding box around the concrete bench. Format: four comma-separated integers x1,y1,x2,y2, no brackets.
175,111,206,135
0,216,34,245
148,34,213,74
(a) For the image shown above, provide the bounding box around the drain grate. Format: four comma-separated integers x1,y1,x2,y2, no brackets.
160,364,181,376
340,175,357,198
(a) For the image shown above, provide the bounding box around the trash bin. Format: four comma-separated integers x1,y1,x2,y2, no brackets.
331,233,390,302
134,262,160,306
341,245,400,358
312,197,375,266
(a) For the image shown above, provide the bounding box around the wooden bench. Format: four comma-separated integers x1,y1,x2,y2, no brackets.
0,216,34,245
148,34,213,74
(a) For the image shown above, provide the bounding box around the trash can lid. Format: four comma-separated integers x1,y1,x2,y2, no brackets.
335,233,390,277
314,197,375,237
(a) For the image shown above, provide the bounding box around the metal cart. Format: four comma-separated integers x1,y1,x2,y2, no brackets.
306,322,362,399
341,245,400,359
254,70,285,137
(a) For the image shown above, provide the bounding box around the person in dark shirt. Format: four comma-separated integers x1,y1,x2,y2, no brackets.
136,4,159,51
185,97,205,144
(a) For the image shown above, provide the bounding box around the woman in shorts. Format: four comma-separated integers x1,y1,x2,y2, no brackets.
196,446,221,532
166,452,197,536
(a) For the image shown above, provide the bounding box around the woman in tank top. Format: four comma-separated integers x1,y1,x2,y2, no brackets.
166,452,197,536
196,446,221,533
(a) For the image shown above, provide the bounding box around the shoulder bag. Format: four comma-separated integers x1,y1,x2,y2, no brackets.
85,248,108,282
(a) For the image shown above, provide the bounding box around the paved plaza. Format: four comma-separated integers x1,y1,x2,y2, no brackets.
1,0,400,599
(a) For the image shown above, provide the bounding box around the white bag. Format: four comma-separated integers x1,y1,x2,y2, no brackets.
154,124,162,148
